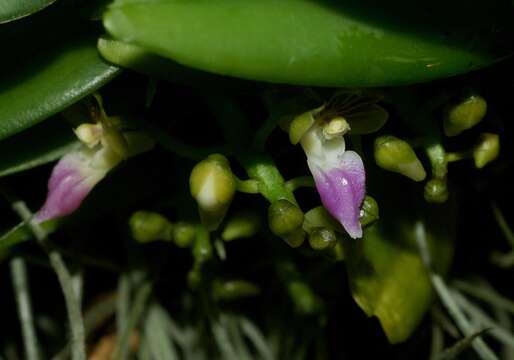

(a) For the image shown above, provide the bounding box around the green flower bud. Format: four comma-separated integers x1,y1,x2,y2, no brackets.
221,211,260,242
443,94,487,137
190,154,237,230
187,263,202,290
308,227,337,251
473,133,499,169
303,206,343,234
212,279,261,302
129,211,172,243
192,226,212,264
424,178,449,203
360,195,379,227
172,222,196,248
268,199,305,247
374,135,426,181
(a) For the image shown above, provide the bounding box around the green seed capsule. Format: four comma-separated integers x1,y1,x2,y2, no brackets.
190,154,236,231
103,0,511,86
129,211,172,243
443,95,487,137
374,136,426,181
360,196,380,227
473,133,500,169
424,178,449,203
212,279,261,302
308,227,337,251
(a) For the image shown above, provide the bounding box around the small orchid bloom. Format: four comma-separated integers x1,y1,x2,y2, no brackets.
35,110,154,223
290,92,387,239
299,117,365,239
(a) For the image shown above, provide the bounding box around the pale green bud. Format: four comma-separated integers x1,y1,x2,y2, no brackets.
172,222,196,248
129,211,172,243
443,94,487,137
424,178,449,203
360,196,380,227
221,211,260,242
268,199,305,248
374,136,426,181
308,227,337,251
190,154,236,230
473,133,500,169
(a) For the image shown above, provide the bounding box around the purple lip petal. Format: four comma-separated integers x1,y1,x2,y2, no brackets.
34,153,106,222
308,150,366,239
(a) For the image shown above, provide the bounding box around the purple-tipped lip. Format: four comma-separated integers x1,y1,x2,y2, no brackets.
308,150,366,239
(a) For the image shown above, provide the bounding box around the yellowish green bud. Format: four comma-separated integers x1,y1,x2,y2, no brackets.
129,211,172,243
473,133,500,169
190,154,237,230
288,281,322,315
374,135,426,181
268,199,305,247
424,178,449,203
360,196,379,227
221,211,260,242
212,279,261,301
443,94,487,137
308,227,337,251
172,222,196,248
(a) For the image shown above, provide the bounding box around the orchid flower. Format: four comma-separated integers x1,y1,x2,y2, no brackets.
35,105,153,223
290,93,388,239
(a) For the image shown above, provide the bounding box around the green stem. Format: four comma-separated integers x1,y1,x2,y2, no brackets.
447,151,470,163
238,153,297,205
491,202,514,248
10,257,39,360
236,178,260,194
426,143,448,180
285,176,314,192
6,198,86,360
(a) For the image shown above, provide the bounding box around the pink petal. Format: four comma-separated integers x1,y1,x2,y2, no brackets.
34,152,106,222
308,151,366,238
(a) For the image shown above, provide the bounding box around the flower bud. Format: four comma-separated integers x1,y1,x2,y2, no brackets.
308,227,337,251
424,178,449,203
374,135,426,181
360,195,379,227
473,133,499,169
221,212,260,242
268,199,305,247
212,279,260,302
288,281,323,315
190,154,236,230
129,211,172,243
443,94,487,137
172,222,196,248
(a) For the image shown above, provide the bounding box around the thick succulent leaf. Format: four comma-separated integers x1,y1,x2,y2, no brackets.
104,0,512,86
0,0,56,24
343,175,455,343
0,119,79,178
0,4,120,141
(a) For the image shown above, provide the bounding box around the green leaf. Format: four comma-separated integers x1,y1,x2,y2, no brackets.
0,4,120,141
103,0,513,86
0,119,79,178
343,175,455,343
0,0,56,24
